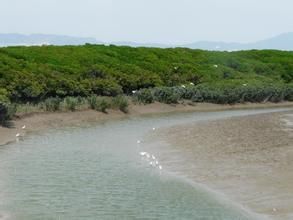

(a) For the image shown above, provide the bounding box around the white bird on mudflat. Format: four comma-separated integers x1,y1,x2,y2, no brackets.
146,153,150,159
151,155,156,160
16,133,20,137
137,140,141,144
155,160,159,165
159,165,162,170
152,127,156,131
22,125,26,129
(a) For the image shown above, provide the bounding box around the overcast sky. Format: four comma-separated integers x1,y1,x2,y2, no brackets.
0,0,292,44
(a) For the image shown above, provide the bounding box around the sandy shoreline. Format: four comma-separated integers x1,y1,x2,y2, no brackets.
1,102,293,147
146,109,293,220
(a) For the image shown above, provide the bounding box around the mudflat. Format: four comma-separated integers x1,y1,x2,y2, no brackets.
1,102,293,146
148,110,293,220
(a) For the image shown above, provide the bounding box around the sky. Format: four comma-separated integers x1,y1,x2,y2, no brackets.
0,0,292,44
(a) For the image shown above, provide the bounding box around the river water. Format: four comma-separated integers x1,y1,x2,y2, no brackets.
0,108,290,220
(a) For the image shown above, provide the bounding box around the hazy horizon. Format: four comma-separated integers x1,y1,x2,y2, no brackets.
1,0,293,44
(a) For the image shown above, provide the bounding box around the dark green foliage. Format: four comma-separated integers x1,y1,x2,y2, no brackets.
0,102,9,124
284,84,293,101
111,96,129,113
0,89,9,103
0,102,16,125
0,45,292,112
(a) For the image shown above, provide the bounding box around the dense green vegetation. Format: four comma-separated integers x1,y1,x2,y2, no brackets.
0,44,293,122
134,82,293,104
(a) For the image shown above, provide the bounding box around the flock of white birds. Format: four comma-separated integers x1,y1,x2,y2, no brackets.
138,127,163,170
15,125,26,139
139,151,162,170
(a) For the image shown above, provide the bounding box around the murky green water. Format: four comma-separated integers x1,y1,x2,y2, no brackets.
0,108,290,220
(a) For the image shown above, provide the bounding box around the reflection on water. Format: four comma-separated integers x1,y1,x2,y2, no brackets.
0,108,290,219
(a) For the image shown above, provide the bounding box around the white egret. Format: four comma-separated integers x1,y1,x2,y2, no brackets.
137,140,141,144
140,152,147,156
190,82,194,86
22,125,26,129
151,155,156,160
132,90,137,94
214,65,218,68
181,85,186,88
159,165,162,170
16,133,20,137
155,160,159,165
152,127,156,131
146,153,150,159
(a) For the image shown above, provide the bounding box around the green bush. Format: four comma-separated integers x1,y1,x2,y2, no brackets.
0,89,9,103
135,81,293,105
152,87,182,104
64,97,78,111
134,89,154,104
77,96,87,105
111,96,129,113
94,97,110,113
88,95,111,113
88,95,98,110
42,97,62,111
284,84,293,101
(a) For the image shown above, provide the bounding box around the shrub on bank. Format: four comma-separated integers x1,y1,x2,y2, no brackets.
96,97,110,113
133,89,154,104
64,97,78,111
133,81,293,105
88,95,98,110
111,96,129,113
152,87,182,104
42,97,62,112
284,84,293,101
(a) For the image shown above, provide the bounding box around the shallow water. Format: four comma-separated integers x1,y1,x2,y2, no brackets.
0,108,291,220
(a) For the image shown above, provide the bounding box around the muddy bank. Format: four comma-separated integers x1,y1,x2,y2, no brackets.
1,101,293,146
146,110,293,220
